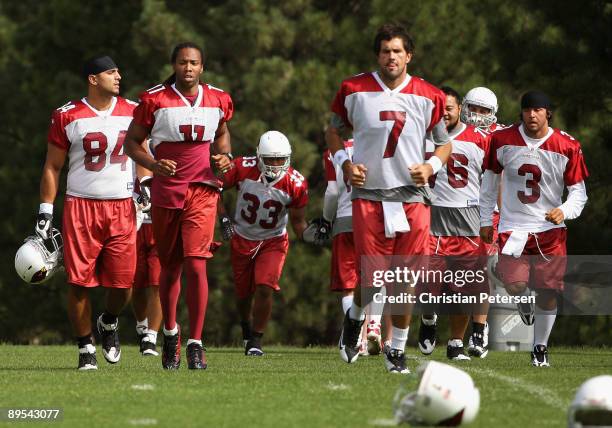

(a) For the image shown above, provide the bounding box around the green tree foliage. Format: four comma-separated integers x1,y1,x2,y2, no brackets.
0,0,610,345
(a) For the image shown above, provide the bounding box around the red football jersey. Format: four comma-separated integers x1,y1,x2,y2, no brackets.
222,156,308,240
132,83,233,209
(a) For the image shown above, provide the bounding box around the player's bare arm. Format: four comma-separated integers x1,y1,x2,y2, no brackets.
410,141,452,186
40,143,67,204
125,122,176,176
289,206,307,240
212,122,232,172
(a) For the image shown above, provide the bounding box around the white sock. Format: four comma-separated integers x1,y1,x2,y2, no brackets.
187,339,202,346
163,325,178,336
341,295,353,315
349,302,366,321
391,326,409,351
136,318,148,335
369,286,385,321
145,329,158,344
534,306,557,347
422,313,437,326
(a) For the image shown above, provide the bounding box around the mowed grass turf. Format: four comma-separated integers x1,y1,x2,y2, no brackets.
0,345,610,427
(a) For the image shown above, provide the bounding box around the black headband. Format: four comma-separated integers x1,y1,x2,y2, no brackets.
82,56,117,79
521,90,552,110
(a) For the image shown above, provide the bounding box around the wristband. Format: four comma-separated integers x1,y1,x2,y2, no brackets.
333,149,349,168
425,156,443,174
39,203,53,215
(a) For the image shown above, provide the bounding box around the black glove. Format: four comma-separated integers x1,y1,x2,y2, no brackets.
219,214,234,241
136,176,152,213
303,217,332,246
35,212,53,240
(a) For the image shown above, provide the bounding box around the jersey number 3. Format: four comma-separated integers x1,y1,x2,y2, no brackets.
517,164,542,204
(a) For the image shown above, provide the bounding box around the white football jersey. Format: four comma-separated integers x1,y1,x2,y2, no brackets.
324,141,354,218
48,97,136,199
331,72,446,189
222,157,309,241
487,124,589,232
427,123,489,207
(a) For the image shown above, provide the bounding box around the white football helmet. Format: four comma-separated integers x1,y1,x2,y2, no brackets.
256,130,292,180
15,228,63,284
568,375,612,428
394,361,480,426
461,87,498,129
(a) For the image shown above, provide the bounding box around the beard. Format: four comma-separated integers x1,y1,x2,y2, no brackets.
380,63,406,81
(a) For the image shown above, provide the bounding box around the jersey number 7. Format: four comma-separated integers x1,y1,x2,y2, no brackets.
379,111,406,158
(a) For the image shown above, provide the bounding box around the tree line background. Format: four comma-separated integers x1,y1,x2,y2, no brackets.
0,0,610,346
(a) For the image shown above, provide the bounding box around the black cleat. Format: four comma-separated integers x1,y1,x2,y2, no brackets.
139,335,159,357
97,315,121,364
468,323,489,359
531,344,550,367
162,328,181,370
186,342,207,369
338,310,364,364
384,348,410,374
418,315,437,355
78,344,98,371
245,336,264,356
447,339,471,361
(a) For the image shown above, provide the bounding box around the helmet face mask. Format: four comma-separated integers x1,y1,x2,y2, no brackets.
257,131,292,180
15,228,63,284
393,361,480,426
460,87,498,129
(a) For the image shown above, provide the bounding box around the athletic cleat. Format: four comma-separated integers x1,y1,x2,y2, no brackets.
338,310,364,364
162,328,181,370
517,301,535,325
366,321,382,355
186,342,207,369
384,348,410,374
468,323,489,358
531,344,550,367
139,335,159,357
78,344,98,371
96,315,121,364
418,315,437,355
447,339,471,361
245,336,264,356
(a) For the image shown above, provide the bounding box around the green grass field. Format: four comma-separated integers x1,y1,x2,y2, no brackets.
0,345,610,427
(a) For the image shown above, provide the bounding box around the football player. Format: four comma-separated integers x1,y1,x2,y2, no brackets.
125,42,234,370
480,90,588,367
321,142,391,356
38,56,137,370
460,86,505,354
221,131,308,356
131,171,162,357
326,23,452,373
418,87,490,360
